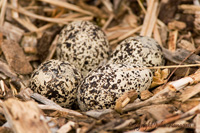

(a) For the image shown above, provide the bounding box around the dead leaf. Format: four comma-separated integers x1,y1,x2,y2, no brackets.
150,69,169,88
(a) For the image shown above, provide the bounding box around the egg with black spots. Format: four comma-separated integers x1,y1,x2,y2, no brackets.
77,63,152,111
108,36,164,67
56,20,111,77
30,59,82,108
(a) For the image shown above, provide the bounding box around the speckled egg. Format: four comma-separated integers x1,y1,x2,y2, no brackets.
77,63,152,111
108,36,164,67
30,59,82,108
56,20,111,77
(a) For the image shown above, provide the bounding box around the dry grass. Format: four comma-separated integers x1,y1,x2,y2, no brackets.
0,0,200,132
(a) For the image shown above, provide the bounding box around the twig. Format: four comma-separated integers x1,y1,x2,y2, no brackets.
38,104,86,118
30,92,85,118
122,87,176,113
178,83,200,102
129,71,200,111
163,46,200,89
123,69,200,113
31,93,62,109
139,103,200,131
168,69,200,90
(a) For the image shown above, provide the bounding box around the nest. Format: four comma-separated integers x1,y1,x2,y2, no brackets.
0,0,200,132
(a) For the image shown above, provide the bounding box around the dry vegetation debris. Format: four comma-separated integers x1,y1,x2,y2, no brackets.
0,0,200,132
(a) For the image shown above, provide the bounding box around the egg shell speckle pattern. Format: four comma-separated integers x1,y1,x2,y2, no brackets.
77,63,152,111
30,59,82,108
108,36,164,67
56,20,111,77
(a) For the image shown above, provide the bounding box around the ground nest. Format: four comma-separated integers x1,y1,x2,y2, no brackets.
0,0,200,132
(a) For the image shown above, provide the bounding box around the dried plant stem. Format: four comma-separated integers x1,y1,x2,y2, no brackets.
153,24,162,45
25,23,55,38
123,64,200,72
179,4,200,11
0,0,7,26
11,0,19,18
0,80,6,96
44,35,58,61
35,23,54,33
7,4,93,24
31,93,62,108
142,0,156,31
137,0,146,14
31,92,85,118
38,0,93,15
163,46,200,89
0,0,4,7
14,17,38,32
102,14,114,31
123,69,200,113
140,0,159,36
146,0,159,36
122,87,176,113
139,103,200,131
78,0,106,18
195,114,200,133
110,26,142,45
102,0,113,13
168,30,178,51
169,69,200,90
38,104,85,118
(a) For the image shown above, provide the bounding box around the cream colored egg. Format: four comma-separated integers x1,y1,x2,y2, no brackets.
30,59,82,108
77,63,152,111
56,20,111,77
109,36,164,67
